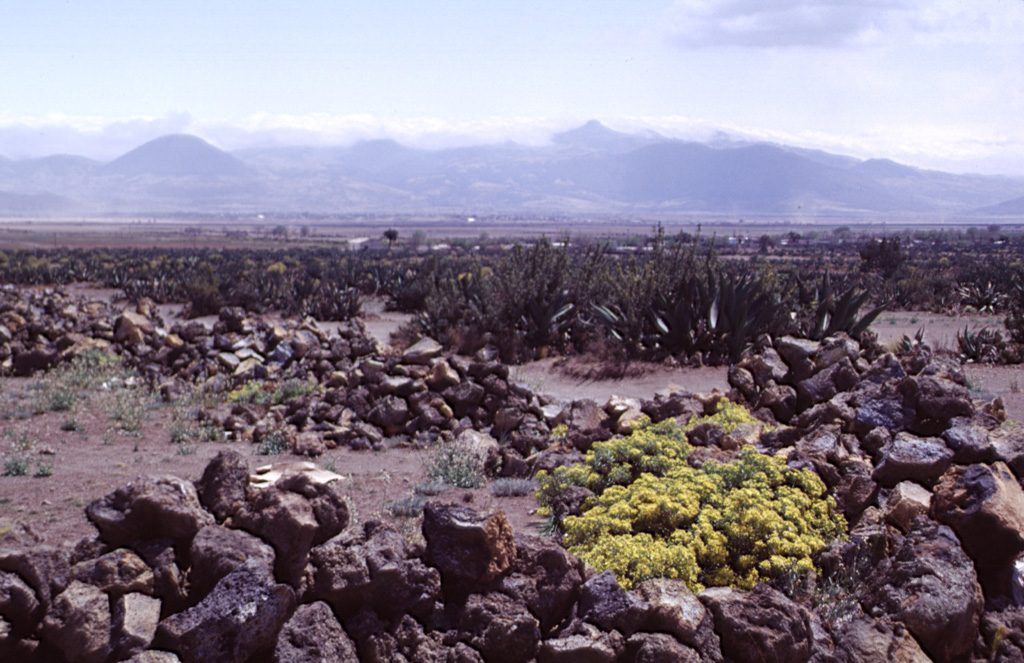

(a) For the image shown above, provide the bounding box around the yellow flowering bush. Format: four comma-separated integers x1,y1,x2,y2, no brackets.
537,405,846,591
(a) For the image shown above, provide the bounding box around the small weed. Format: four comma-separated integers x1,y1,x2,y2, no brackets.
257,431,290,456
990,624,1007,662
491,477,538,497
271,379,317,404
538,513,560,537
425,441,485,489
45,388,76,412
229,381,273,405
229,377,316,406
169,421,197,446
199,423,223,442
386,494,427,518
321,458,338,473
176,443,197,456
2,430,33,477
60,418,83,432
33,460,53,478
1010,378,1020,394
109,389,150,435
414,478,448,496
2,457,29,477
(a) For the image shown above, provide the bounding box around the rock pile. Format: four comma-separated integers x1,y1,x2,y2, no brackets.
0,287,733,476
727,333,1024,663
0,451,801,663
5,290,1024,662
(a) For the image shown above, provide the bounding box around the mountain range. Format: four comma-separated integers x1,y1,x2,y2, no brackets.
1,121,1022,220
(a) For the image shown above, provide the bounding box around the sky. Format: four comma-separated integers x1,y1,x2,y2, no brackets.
1,0,1023,175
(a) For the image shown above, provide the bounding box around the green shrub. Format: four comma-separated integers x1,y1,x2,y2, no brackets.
2,457,29,477
425,440,485,488
413,479,448,496
537,407,845,591
257,431,290,456
228,381,273,405
491,478,537,497
386,494,427,518
271,379,317,404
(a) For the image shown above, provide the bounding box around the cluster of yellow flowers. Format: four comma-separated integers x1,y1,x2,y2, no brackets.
536,404,846,591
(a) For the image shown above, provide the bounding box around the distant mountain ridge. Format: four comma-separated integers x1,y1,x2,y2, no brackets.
1,122,1023,218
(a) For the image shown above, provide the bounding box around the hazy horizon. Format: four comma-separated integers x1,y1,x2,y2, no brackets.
3,2,1023,176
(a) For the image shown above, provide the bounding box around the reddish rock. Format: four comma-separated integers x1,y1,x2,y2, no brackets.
188,525,276,602
40,580,112,663
872,432,953,487
458,592,540,663
86,475,214,549
931,462,1024,599
71,548,154,596
272,601,358,663
863,517,983,663
156,560,295,663
698,584,812,663
422,503,516,591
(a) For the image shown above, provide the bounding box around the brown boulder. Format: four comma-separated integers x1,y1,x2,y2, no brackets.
422,503,515,591
0,569,42,634
457,592,540,663
306,523,441,619
698,584,812,663
402,336,443,365
86,475,215,549
40,580,112,663
0,543,70,611
795,357,860,410
156,560,296,663
884,481,931,533
578,570,648,637
832,614,931,663
272,601,358,663
636,578,719,654
871,431,953,487
113,592,162,659
931,461,1024,599
537,620,624,663
863,517,983,663
188,525,276,601
499,533,584,633
13,346,57,376
625,632,702,663
71,548,154,596
757,383,798,422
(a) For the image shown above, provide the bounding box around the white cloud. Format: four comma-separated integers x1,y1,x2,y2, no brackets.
663,0,1021,49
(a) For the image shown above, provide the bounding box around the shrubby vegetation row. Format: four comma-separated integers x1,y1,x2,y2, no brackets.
1,224,1022,363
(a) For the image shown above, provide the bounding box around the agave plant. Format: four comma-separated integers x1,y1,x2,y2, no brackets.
523,289,576,356
957,281,1007,313
592,302,649,358
896,327,926,355
803,273,886,341
956,325,1002,363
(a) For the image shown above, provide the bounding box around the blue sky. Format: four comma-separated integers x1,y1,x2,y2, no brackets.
2,0,1023,175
